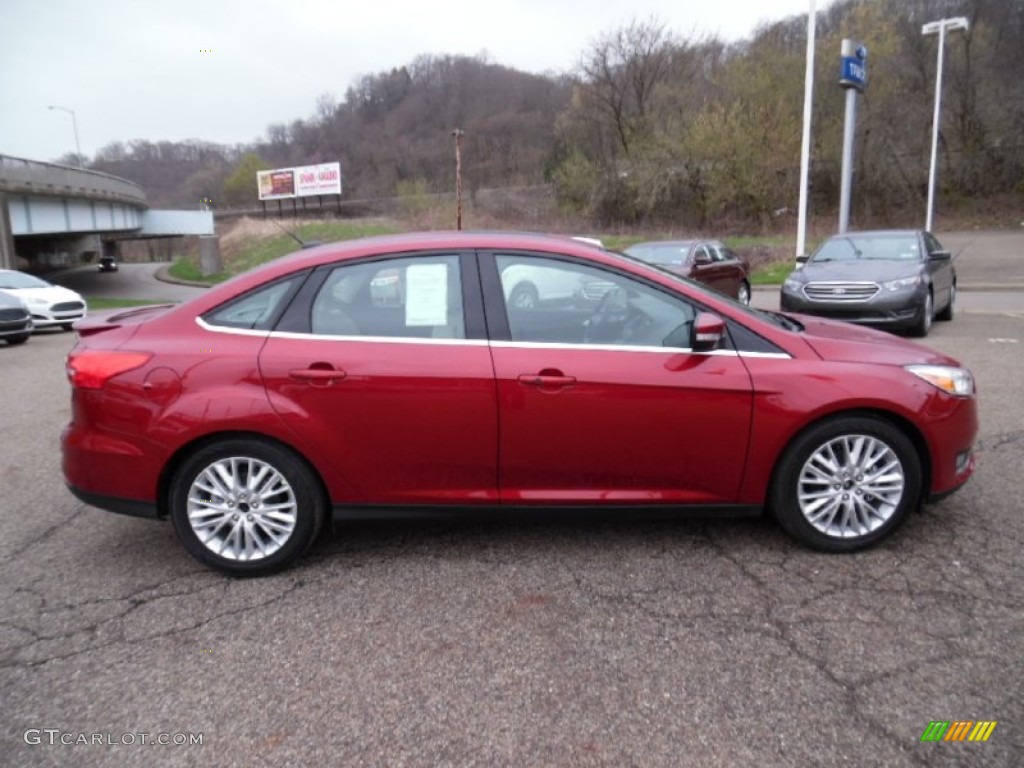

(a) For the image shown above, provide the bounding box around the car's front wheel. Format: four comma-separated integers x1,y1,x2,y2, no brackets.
770,416,922,552
5,334,29,345
169,438,326,575
909,290,933,337
936,283,955,321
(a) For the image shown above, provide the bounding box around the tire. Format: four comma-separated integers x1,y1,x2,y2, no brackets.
769,415,922,552
508,282,539,310
5,334,30,345
61,323,75,332
737,281,751,306
936,282,955,322
909,290,933,337
169,438,326,575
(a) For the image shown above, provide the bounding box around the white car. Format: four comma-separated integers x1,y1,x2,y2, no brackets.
0,270,86,331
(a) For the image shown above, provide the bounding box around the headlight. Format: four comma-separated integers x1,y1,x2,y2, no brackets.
884,275,922,291
905,365,975,396
783,277,804,292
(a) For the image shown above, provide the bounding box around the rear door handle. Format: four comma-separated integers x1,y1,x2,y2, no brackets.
289,366,347,384
517,371,576,388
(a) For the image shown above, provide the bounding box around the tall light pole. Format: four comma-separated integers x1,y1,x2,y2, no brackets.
795,0,816,260
48,105,83,167
922,17,969,233
452,128,464,230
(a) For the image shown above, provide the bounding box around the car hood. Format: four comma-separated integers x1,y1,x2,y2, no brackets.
796,260,921,283
791,313,959,366
5,285,83,304
0,289,27,309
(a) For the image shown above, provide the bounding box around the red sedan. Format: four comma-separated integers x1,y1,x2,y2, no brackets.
625,240,752,305
62,232,977,574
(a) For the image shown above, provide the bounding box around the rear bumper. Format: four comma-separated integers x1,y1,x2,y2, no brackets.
62,420,165,511
67,484,160,519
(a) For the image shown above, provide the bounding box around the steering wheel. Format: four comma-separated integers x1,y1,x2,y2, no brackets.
584,287,651,343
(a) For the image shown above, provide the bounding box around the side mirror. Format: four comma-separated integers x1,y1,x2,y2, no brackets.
692,312,726,352
795,255,809,264
693,251,712,266
929,250,951,261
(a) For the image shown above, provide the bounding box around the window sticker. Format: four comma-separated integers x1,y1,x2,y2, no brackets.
405,264,449,326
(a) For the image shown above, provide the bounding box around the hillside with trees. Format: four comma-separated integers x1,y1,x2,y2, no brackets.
86,0,1022,230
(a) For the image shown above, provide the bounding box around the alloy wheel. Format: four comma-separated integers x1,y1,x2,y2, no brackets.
796,434,905,539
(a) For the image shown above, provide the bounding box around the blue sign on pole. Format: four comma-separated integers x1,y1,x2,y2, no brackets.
839,40,868,91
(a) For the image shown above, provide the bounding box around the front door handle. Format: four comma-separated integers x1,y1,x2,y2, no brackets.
289,365,347,384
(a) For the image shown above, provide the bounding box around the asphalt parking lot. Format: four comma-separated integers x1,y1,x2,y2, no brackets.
2,271,1022,767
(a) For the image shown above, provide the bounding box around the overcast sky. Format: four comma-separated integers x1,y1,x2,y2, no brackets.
1,0,818,163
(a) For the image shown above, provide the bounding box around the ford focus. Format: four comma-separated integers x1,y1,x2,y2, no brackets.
62,232,977,575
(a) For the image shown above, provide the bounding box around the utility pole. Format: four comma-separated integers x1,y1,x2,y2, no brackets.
452,128,464,230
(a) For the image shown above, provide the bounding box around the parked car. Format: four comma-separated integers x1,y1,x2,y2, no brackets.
625,240,752,305
0,270,86,331
0,290,32,345
98,256,119,272
780,230,956,337
62,232,977,575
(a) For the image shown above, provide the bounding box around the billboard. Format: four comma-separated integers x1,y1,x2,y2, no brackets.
257,162,341,201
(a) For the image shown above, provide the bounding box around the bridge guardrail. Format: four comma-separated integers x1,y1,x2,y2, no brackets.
0,154,147,206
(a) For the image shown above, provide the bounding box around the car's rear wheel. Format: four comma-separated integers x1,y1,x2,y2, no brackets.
770,416,922,552
508,282,539,310
910,290,933,337
737,281,751,306
936,283,955,321
169,439,326,575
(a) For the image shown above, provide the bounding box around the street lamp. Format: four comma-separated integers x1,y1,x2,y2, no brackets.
47,105,83,168
922,16,969,233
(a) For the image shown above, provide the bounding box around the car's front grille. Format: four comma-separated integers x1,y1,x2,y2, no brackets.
52,301,85,312
803,282,879,302
0,308,28,322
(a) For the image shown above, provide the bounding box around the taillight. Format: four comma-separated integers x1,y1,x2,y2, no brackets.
66,351,152,389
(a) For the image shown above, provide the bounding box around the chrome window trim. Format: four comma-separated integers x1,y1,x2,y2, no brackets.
196,317,791,357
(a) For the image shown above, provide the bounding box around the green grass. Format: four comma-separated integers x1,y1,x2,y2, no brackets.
751,261,796,285
168,258,228,284
173,220,401,284
87,297,176,310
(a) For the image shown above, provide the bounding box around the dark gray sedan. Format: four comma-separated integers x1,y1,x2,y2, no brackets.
780,230,956,337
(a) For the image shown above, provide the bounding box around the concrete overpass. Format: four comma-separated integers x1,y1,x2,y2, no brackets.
0,154,214,270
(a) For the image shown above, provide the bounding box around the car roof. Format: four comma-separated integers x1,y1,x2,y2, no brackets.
826,230,921,238
185,230,631,312
628,240,698,248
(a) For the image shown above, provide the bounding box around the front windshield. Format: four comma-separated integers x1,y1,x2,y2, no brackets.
626,243,694,266
811,235,922,263
0,271,50,289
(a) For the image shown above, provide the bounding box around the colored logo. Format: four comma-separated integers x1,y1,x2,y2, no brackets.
920,721,997,742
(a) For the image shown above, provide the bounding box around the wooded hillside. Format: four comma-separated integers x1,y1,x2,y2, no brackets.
85,0,1022,230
